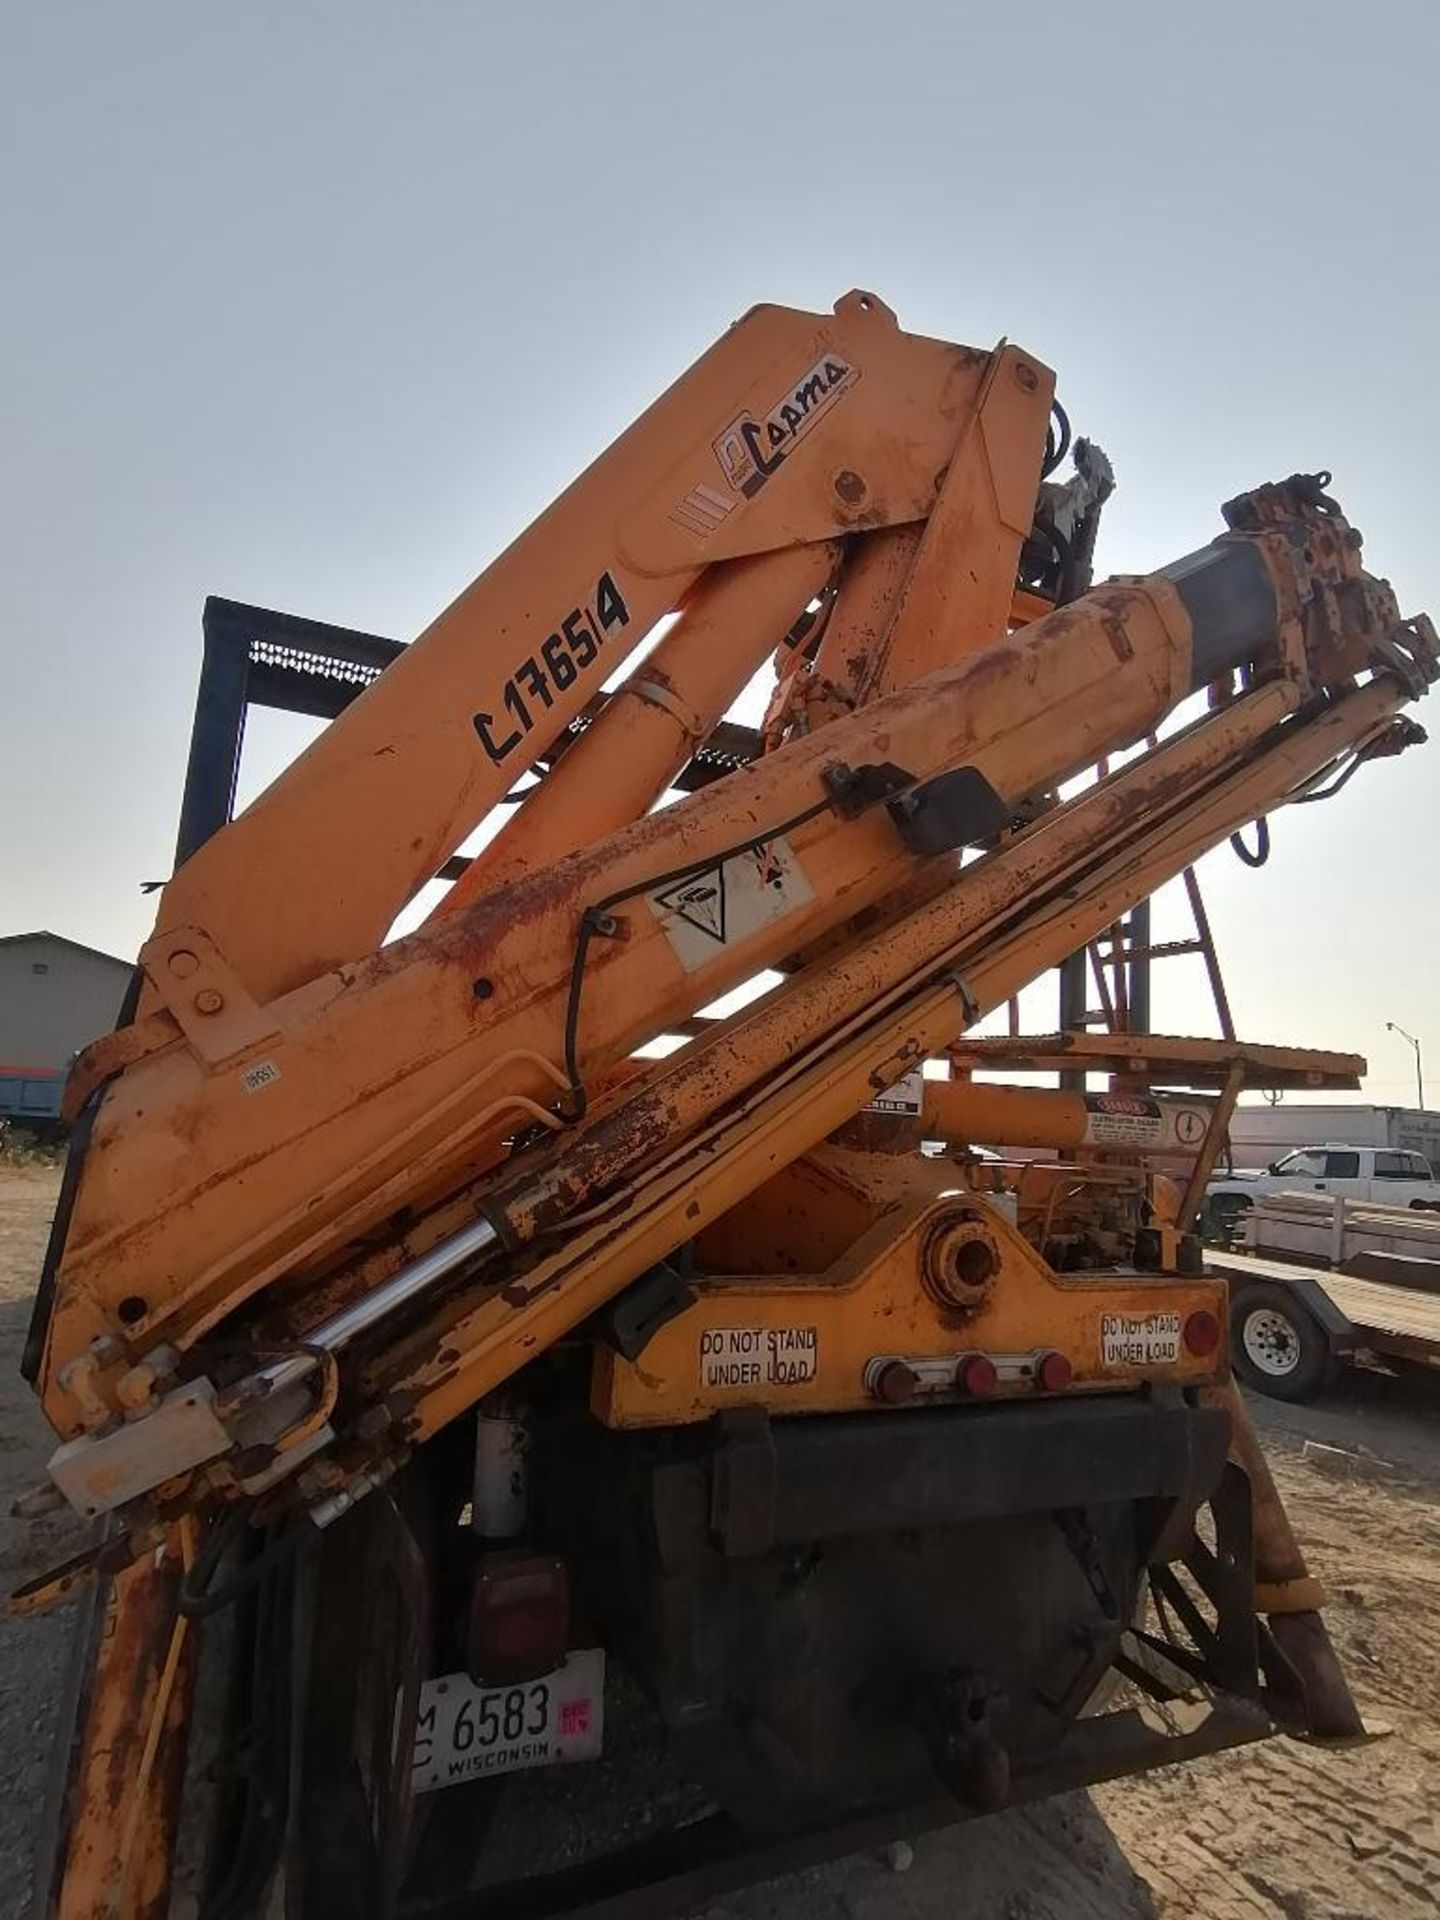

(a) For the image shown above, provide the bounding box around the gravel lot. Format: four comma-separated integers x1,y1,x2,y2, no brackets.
4,1164,1439,1919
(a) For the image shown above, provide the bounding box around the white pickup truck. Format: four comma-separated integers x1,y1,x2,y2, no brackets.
1205,1143,1440,1241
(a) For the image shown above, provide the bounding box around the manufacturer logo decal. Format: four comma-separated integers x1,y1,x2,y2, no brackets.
713,354,858,499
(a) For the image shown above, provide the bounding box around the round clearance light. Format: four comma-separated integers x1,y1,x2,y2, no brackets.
875,1360,920,1405
1183,1309,1222,1357
956,1353,999,1398
1036,1350,1073,1393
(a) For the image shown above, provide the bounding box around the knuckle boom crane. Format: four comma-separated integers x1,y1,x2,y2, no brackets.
18,291,1437,1917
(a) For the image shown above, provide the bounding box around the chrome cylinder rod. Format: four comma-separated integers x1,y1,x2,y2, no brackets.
245,1214,501,1400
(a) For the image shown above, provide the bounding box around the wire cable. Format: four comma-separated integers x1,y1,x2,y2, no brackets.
1229,818,1270,868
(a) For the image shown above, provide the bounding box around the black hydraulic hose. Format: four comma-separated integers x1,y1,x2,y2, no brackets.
1230,818,1271,868
179,1512,303,1618
1042,399,1072,480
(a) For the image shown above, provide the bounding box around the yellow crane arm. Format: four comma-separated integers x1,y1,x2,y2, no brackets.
29,297,1436,1538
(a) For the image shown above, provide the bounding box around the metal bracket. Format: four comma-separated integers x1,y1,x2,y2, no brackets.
941,969,982,1024
137,923,281,1065
821,758,917,818
709,1409,777,1558
887,766,1011,855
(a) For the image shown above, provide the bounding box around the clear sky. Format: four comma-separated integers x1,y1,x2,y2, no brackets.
3,2,1437,1102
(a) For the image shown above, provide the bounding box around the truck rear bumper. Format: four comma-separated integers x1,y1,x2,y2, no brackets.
694,1391,1231,1558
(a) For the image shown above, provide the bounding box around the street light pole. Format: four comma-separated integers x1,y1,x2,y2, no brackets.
1386,1020,1425,1109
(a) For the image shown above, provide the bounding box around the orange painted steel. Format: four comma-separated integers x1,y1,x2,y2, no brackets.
140,294,1048,1010
44,1522,197,1920
370,674,1425,1444
592,1151,1225,1430
447,540,840,900
41,567,1202,1425
21,293,1435,1912
919,1080,1216,1155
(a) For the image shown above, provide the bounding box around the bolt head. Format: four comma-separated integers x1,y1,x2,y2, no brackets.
194,988,224,1016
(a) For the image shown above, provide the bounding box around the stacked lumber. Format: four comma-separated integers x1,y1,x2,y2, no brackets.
1241,1190,1440,1280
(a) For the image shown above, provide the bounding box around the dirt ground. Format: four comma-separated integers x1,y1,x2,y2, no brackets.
3,1164,1439,1920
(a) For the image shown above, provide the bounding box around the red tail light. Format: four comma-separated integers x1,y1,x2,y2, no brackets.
1183,1309,1222,1357
467,1551,569,1686
1036,1350,1073,1393
956,1354,999,1398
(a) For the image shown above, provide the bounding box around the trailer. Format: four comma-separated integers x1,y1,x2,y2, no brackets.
1227,1101,1440,1170
0,1067,64,1132
1208,1246,1440,1402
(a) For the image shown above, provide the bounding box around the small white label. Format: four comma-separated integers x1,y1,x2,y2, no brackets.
1101,1311,1182,1367
699,1325,818,1390
240,1059,281,1094
866,1066,925,1115
648,836,814,973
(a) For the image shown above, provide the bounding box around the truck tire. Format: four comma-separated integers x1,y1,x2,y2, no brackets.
1229,1281,1335,1403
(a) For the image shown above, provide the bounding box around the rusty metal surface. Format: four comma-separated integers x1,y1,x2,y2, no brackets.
42,1528,196,1920
947,1033,1365,1090
24,299,1434,1920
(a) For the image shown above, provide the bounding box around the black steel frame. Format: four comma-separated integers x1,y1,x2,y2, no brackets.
176,597,762,873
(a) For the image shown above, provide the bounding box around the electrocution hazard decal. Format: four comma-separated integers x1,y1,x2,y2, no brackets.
648,835,814,972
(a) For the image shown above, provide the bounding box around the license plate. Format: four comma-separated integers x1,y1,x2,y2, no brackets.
411,1649,604,1794
1101,1310,1182,1366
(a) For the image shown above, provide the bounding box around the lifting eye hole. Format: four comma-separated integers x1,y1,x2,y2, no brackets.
858,295,873,312
951,1241,996,1289
118,1295,148,1326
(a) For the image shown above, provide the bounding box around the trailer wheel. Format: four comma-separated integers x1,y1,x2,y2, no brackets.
1229,1282,1335,1402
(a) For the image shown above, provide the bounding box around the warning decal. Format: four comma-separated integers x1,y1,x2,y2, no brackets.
653,869,726,943
865,1066,925,1115
648,836,814,972
1082,1093,1164,1148
699,1326,818,1390
1173,1108,1208,1147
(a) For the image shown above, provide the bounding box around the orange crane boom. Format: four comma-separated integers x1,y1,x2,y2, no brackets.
18,293,1435,1920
